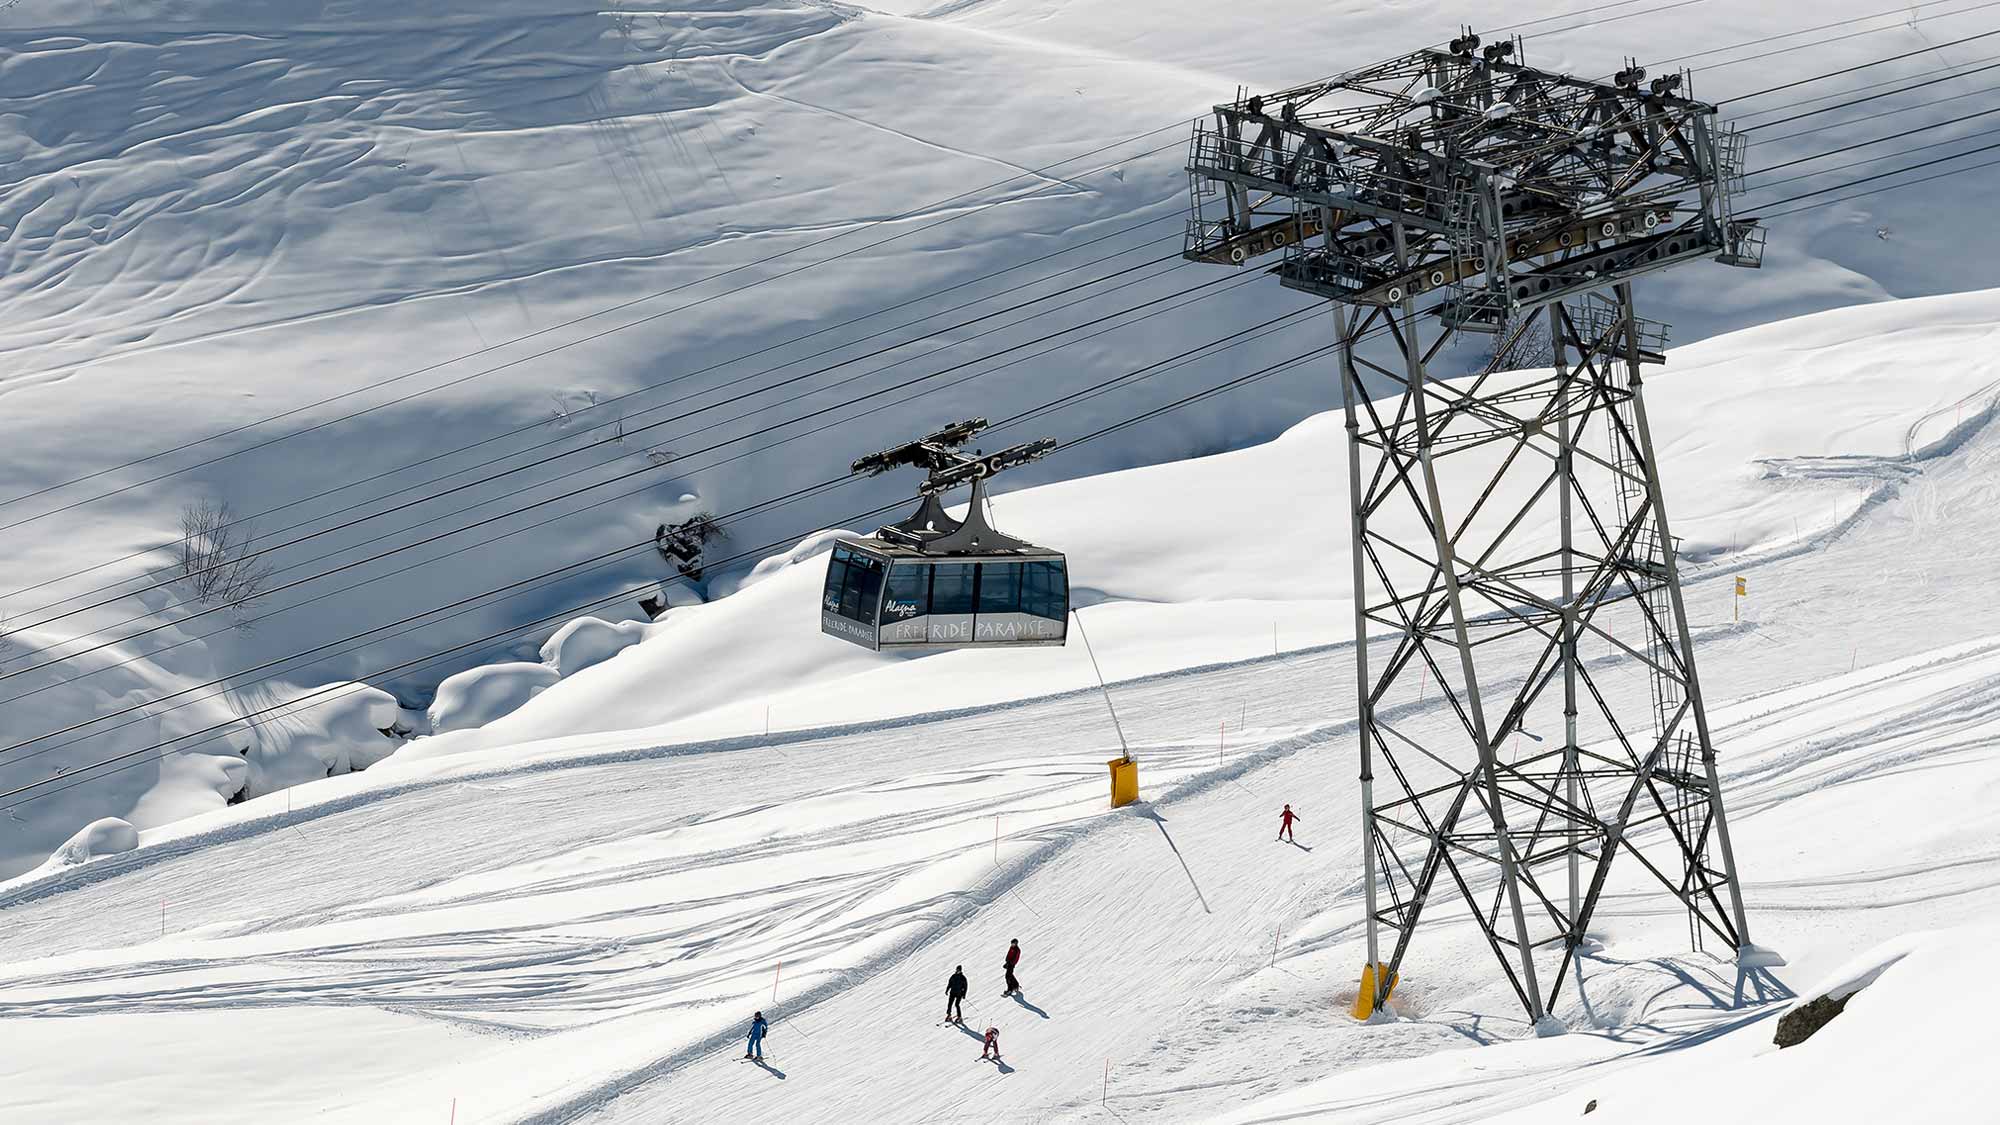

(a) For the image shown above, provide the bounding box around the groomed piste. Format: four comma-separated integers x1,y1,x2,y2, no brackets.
6,288,2000,1121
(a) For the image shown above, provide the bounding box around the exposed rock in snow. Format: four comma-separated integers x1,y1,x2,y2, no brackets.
1775,992,1851,1048
428,662,561,734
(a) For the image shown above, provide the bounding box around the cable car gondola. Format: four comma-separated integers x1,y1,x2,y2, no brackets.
821,419,1068,652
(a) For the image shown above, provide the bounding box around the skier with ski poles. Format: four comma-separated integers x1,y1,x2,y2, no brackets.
744,1011,768,1060
1278,803,1300,843
980,1025,1003,1062
1002,939,1022,997
946,965,968,1023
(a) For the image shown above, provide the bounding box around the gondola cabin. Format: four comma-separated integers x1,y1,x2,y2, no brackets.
821,540,1068,651
820,418,1071,652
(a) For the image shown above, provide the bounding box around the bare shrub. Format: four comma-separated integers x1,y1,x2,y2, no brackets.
1495,314,1554,371
175,499,275,613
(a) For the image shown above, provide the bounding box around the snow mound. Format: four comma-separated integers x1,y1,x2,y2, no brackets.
244,683,405,797
427,662,560,735
1476,928,2000,1125
710,530,852,599
43,817,139,868
539,617,651,678
0,625,249,877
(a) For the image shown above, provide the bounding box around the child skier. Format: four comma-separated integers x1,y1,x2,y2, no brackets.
744,1010,768,1060
1002,939,1022,996
1278,803,1301,842
980,1026,1002,1062
946,965,968,1023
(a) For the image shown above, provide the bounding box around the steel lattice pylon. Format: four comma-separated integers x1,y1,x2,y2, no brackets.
1185,35,1766,1025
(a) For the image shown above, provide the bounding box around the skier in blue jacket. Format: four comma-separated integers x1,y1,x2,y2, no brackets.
745,1011,769,1060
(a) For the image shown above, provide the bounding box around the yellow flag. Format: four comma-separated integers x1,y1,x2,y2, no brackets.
1734,577,1747,596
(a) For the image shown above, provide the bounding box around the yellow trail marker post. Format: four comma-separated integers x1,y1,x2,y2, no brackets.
1734,576,1747,623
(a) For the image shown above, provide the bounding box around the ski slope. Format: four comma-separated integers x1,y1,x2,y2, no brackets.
7,286,2000,1121
8,0,2000,874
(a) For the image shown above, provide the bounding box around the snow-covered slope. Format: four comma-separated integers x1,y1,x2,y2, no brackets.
7,0,2000,872
7,283,2000,1121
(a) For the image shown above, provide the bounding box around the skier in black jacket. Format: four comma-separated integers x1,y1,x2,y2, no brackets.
946,965,969,1023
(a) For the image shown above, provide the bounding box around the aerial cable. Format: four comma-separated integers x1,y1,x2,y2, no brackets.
0,136,1188,540
0,0,1932,577
1741,56,2000,129
1747,103,2000,175
1,230,1191,626
1655,0,2000,71
0,341,1348,814
1734,50,2000,119
0,280,1306,734
0,208,1190,610
1,294,1335,759
0,75,1946,698
1750,139,2000,213
1752,84,2000,145
1728,20,2000,100
4,22,1962,666
1750,121,2000,189
0,128,1191,519
0,0,1888,526
0,269,1298,704
0,265,1249,675
1759,152,2000,216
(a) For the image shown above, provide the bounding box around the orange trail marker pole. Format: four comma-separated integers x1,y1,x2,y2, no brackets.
1103,1058,1110,1105
449,1099,456,1125
772,962,782,1003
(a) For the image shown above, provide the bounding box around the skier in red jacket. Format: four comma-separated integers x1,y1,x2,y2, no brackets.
1002,939,1022,996
980,1025,1002,1062
1278,804,1300,842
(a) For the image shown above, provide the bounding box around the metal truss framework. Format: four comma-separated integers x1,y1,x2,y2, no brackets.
1184,37,1762,1023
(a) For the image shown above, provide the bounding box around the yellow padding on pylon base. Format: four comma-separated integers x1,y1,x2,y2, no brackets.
1107,757,1138,808
1351,962,1398,1020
